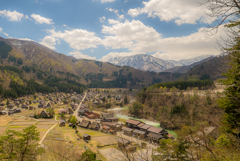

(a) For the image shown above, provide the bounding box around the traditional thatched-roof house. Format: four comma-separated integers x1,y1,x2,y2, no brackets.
79,120,90,128
89,122,100,130
7,104,15,109
101,125,110,133
13,108,21,113
40,110,48,118
59,120,66,127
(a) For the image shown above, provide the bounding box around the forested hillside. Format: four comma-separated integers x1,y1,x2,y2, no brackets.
0,37,188,98
128,80,220,130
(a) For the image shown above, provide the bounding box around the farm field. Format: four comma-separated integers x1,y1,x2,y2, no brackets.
43,125,109,161
0,111,57,140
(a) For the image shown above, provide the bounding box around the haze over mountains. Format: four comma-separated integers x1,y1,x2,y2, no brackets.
100,54,215,73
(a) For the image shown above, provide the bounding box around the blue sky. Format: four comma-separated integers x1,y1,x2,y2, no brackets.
0,0,226,61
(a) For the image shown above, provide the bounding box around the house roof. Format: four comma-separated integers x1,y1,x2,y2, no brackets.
117,138,130,145
132,129,146,135
137,123,145,128
140,124,151,130
102,122,116,126
147,132,163,140
125,119,141,125
83,134,90,137
60,120,65,123
102,125,110,130
89,122,99,129
147,126,163,134
80,120,90,127
123,127,133,132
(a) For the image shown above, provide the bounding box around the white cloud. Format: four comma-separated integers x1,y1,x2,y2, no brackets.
128,0,215,25
99,16,106,23
100,51,146,62
40,36,56,50
25,15,32,20
101,19,226,60
108,19,119,24
3,32,9,36
119,15,124,19
50,29,102,50
0,27,2,33
63,24,67,27
101,0,115,3
69,51,96,60
0,10,24,21
31,13,54,24
102,19,161,50
106,8,119,15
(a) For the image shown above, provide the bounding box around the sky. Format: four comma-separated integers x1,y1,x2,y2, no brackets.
0,0,227,61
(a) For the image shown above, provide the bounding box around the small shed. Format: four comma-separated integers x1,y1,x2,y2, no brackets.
59,120,66,127
83,134,91,140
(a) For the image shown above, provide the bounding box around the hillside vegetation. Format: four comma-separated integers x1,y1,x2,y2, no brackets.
0,37,187,94
129,80,221,130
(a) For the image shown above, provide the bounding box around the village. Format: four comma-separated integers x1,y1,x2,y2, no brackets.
0,88,175,161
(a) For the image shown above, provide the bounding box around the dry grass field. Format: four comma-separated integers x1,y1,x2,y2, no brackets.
92,135,118,146
0,116,13,126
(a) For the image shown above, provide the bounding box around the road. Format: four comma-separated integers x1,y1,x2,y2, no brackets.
73,92,87,122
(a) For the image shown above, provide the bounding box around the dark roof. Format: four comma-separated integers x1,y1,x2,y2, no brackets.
132,129,146,135
125,119,141,125
147,132,163,140
137,123,145,128
140,124,151,130
147,126,163,134
60,120,65,123
117,138,130,145
83,134,90,137
123,127,133,132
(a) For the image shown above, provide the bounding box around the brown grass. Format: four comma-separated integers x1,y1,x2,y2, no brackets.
0,116,13,126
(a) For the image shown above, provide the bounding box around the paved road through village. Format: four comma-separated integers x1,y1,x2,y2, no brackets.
74,92,87,122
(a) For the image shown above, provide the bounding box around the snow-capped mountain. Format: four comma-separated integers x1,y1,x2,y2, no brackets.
167,55,215,66
100,54,215,73
101,54,181,72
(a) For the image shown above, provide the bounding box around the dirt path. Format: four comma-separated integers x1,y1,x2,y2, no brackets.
38,115,58,145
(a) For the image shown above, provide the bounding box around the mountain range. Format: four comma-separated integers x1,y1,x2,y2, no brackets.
100,54,215,73
0,37,184,91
